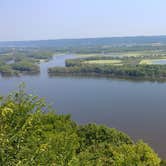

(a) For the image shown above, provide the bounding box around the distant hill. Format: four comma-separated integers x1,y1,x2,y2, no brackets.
1,36,166,48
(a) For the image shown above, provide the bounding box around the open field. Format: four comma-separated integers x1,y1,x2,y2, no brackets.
139,59,166,65
76,51,166,58
76,52,146,58
109,52,148,57
83,60,122,65
75,54,102,58
107,51,166,57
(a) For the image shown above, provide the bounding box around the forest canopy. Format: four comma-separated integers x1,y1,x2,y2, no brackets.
0,85,163,165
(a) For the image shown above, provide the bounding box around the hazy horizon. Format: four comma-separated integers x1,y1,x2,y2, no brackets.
1,0,166,41
1,35,166,43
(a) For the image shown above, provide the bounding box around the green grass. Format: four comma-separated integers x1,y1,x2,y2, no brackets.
76,51,166,58
75,54,102,58
83,60,122,65
139,59,153,65
109,51,166,57
112,52,143,57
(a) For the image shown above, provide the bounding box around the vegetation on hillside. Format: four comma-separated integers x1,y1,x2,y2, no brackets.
0,85,163,165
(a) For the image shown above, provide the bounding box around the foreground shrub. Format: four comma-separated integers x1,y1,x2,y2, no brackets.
0,85,161,165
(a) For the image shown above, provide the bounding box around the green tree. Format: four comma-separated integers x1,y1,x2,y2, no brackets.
0,85,162,165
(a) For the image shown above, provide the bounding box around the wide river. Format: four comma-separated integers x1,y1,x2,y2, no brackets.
1,54,166,158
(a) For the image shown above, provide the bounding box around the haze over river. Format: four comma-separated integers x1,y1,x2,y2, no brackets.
1,54,166,158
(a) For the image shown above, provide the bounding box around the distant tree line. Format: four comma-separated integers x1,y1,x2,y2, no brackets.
49,58,166,80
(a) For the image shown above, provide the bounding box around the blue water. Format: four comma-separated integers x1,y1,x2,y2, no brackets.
0,54,166,158
152,59,166,65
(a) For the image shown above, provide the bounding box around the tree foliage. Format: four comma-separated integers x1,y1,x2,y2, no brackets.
49,57,166,81
0,86,162,165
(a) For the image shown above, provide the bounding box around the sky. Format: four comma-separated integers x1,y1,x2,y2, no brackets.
0,0,166,41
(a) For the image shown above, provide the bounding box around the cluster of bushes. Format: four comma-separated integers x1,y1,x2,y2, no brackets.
14,51,53,62
0,64,17,76
0,57,17,76
11,61,39,73
0,86,163,165
26,51,53,60
0,61,39,76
